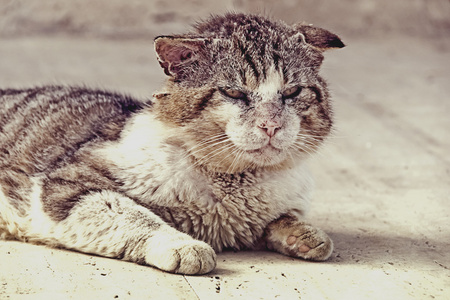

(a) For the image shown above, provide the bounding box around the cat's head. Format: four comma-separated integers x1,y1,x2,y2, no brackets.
152,13,344,173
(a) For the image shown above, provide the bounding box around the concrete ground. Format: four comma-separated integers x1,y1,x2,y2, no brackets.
0,32,449,300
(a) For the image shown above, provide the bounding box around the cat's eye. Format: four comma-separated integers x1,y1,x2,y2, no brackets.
282,86,302,100
219,88,247,101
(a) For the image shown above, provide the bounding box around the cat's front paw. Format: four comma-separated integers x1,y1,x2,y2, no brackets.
281,223,333,261
265,215,333,261
146,238,217,275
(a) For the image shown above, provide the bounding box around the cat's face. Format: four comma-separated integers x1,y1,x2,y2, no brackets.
153,13,344,173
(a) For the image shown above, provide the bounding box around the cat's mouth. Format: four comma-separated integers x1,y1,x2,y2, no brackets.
242,143,287,168
245,144,282,156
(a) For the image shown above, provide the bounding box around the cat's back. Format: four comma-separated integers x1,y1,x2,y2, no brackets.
0,86,146,173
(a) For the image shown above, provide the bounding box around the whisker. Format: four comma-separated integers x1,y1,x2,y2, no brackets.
302,128,348,139
298,138,319,147
297,135,322,143
292,141,319,157
305,139,331,157
217,147,241,172
186,133,228,154
227,149,245,174
296,133,340,148
188,137,230,157
233,149,246,173
294,139,317,149
190,142,235,170
297,132,326,139
181,133,229,162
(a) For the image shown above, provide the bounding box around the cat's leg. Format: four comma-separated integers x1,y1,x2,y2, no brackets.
42,190,216,275
264,214,333,261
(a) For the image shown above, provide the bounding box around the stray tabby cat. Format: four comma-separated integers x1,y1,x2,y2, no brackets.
0,13,344,274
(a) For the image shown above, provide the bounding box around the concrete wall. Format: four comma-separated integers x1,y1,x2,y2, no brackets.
0,0,449,39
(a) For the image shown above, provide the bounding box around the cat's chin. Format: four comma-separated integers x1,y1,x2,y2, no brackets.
245,144,281,155
244,145,289,167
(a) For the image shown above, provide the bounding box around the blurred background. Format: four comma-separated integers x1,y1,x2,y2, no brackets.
0,0,449,39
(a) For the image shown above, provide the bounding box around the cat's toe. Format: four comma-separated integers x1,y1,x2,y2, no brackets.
266,217,333,261
147,239,217,275
285,225,333,261
174,240,217,274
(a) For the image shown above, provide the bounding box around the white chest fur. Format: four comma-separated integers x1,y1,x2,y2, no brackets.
96,112,313,250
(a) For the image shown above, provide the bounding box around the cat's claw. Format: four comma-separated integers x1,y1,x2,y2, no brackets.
146,239,217,275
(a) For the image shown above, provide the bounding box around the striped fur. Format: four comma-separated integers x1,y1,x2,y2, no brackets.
0,13,343,274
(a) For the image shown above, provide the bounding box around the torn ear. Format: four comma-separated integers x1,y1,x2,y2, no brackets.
294,24,345,51
154,36,206,77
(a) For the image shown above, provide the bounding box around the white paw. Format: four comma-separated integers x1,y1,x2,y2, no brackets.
146,239,217,275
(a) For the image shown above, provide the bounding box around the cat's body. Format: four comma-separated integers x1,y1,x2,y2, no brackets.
0,13,344,274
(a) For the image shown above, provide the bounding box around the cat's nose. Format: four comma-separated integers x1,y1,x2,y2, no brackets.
257,120,281,137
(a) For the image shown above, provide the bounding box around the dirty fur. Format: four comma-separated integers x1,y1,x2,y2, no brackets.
0,13,344,274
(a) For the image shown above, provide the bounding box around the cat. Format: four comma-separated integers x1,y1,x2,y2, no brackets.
0,13,344,275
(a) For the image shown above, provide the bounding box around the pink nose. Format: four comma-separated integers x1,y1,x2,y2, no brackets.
257,120,281,137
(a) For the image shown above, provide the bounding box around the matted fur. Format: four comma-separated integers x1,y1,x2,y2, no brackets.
0,13,343,274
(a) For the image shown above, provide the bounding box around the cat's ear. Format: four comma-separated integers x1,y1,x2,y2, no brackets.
154,36,205,77
293,24,345,51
